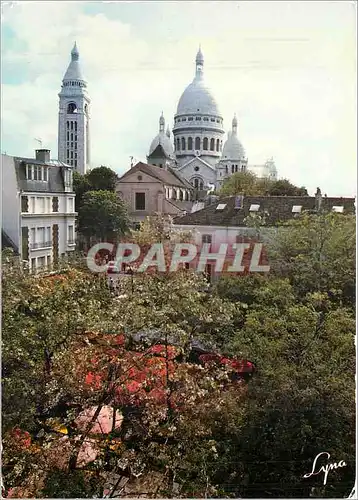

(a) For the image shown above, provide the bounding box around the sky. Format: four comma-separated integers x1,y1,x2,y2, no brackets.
1,0,356,197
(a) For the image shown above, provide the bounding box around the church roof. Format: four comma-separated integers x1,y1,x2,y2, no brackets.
62,42,86,82
149,114,174,157
176,49,221,117
118,162,193,190
221,115,246,161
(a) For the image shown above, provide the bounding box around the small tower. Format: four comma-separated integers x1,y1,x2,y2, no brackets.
58,42,90,174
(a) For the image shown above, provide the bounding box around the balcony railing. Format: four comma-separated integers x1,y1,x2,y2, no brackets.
30,241,52,250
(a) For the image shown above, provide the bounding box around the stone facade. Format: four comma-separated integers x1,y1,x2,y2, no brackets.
116,162,193,225
58,43,90,175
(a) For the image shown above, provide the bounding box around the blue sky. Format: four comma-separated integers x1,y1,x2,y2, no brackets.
1,1,356,196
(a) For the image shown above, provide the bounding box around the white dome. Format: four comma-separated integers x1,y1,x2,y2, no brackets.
176,48,221,117
222,132,245,160
177,77,220,116
149,132,174,157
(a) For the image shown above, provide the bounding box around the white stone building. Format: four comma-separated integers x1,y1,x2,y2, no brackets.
58,43,90,175
147,48,277,190
1,149,77,271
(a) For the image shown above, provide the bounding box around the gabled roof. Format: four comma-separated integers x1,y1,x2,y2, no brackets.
118,162,193,190
174,195,355,227
177,156,215,172
147,144,171,160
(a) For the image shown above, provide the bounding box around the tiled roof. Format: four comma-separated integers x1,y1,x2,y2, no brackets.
118,162,193,190
174,195,355,227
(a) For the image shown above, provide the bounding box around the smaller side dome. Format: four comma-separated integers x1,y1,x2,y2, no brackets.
149,113,174,157
221,114,246,160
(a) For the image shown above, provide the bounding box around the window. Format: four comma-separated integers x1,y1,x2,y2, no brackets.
225,166,228,174
46,197,51,213
177,138,180,151
71,142,73,148
37,227,45,244
292,205,302,213
202,234,212,244
211,118,215,122
194,166,199,172
232,165,235,173
67,103,77,114
68,198,74,212
182,117,187,121
21,196,29,213
188,137,193,150
30,197,35,213
75,122,77,131
234,195,244,209
203,117,209,121
210,138,215,151
71,121,73,130
31,258,36,270
195,116,201,121
188,117,194,121
30,227,36,244
181,137,186,150
195,137,200,150
67,132,69,141
43,167,48,182
135,192,146,211
216,139,220,152
26,165,33,181
75,143,77,150
203,137,208,150
52,197,59,212
37,197,45,213
38,256,46,269
74,160,77,168
235,165,238,172
68,225,75,243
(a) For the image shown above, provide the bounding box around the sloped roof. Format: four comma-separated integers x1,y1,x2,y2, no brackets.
13,157,71,194
174,195,355,227
118,162,193,190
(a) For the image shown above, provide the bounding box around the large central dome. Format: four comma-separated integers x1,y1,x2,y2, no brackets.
176,48,221,117
177,78,220,116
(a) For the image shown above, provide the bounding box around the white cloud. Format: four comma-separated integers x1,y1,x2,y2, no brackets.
1,1,356,196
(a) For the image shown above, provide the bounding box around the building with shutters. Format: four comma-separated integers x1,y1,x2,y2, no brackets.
1,149,77,271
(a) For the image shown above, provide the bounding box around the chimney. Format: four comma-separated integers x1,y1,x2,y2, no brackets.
315,187,322,211
35,149,50,163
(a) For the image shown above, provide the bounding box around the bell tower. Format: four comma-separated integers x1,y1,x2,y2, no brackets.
58,42,90,174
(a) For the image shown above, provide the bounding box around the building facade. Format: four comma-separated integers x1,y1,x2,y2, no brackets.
147,48,277,191
116,161,193,226
1,149,77,271
58,43,90,175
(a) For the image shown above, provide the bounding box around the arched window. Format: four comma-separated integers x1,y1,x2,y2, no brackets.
67,103,77,114
210,138,215,151
203,137,208,150
192,177,204,190
84,104,88,114
181,137,186,150
216,139,220,152
225,165,228,174
188,137,193,150
179,190,183,201
232,165,235,173
195,137,200,150
177,138,180,151
220,140,223,151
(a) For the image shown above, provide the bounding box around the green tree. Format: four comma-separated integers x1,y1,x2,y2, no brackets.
268,178,308,196
78,190,129,244
73,171,91,212
86,165,119,192
219,171,262,196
